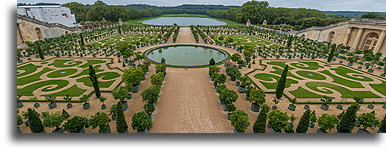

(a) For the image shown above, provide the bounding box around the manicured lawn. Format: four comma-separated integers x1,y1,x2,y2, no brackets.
254,73,299,89
47,69,78,78
252,59,386,101
211,34,280,49
289,87,325,98
305,82,381,98
76,72,121,88
17,58,122,98
17,68,53,86
17,80,70,96
44,85,87,97
88,34,160,47
17,63,41,77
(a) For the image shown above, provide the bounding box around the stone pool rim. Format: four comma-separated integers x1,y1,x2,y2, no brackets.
143,44,230,68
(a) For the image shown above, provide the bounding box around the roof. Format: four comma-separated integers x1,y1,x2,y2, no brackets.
18,5,63,8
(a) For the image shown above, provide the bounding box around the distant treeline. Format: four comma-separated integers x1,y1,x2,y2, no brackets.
323,11,386,18
125,4,240,14
63,1,162,22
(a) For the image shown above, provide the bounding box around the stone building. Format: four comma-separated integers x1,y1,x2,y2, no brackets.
17,14,81,48
17,5,77,27
292,18,386,57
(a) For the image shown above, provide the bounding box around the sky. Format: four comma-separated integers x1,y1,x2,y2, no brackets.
17,0,386,12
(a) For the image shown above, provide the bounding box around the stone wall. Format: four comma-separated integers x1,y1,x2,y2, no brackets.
292,18,386,56
17,15,81,47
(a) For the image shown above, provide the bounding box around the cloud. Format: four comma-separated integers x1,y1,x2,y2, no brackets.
17,0,386,11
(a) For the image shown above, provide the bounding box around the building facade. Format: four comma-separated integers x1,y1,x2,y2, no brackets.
17,5,77,27
292,18,386,57
17,14,81,48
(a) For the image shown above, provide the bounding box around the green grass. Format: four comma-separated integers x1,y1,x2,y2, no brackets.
305,82,381,98
289,87,325,98
296,71,327,80
254,73,298,89
79,60,106,68
211,34,279,48
332,67,373,82
69,65,103,78
47,69,78,78
17,63,41,77
320,70,364,88
76,72,120,88
370,81,386,96
89,34,159,47
289,62,324,70
49,59,82,68
123,14,243,26
17,68,53,86
17,80,69,96
44,85,87,97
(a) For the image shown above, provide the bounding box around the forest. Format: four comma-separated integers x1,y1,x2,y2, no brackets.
59,1,384,30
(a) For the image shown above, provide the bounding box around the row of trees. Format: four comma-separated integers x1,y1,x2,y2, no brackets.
64,1,162,22
206,1,348,30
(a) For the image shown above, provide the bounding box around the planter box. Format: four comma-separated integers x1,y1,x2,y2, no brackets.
304,105,310,109
127,94,133,100
272,105,277,110
34,103,40,108
131,84,140,93
245,95,250,101
67,103,72,108
48,102,57,109
383,104,386,109
17,102,23,108
111,115,117,121
17,126,21,133
238,86,246,93
101,104,106,110
309,123,315,128
367,104,374,109
321,104,329,110
236,81,240,86
288,104,296,111
336,105,343,110
251,103,260,112
83,103,90,109
121,101,128,111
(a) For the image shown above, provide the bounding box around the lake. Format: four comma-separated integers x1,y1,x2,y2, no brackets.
141,17,227,26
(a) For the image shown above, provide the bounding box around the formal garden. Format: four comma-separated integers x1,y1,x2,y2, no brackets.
16,12,386,133
17,58,122,100
251,59,386,102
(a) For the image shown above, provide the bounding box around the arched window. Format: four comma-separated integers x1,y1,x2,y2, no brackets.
327,31,335,42
362,33,379,51
35,28,43,40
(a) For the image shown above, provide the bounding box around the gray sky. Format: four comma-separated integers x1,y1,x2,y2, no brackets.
17,0,386,12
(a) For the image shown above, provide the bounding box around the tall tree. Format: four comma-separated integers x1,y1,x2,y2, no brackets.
116,102,128,133
27,108,44,133
88,65,101,98
268,109,289,132
276,65,288,99
253,104,270,133
296,109,311,133
80,33,85,47
327,44,336,62
337,104,360,133
35,42,44,60
378,114,386,133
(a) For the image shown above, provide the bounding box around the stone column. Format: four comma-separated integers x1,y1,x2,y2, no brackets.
352,28,364,49
343,27,352,46
373,30,386,53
